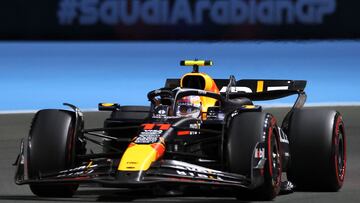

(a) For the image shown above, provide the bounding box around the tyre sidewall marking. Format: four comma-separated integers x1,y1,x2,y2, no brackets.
267,117,282,188
334,115,346,185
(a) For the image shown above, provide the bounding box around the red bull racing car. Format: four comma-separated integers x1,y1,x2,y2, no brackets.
14,60,346,200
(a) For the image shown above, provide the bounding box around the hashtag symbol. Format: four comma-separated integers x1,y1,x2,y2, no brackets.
57,0,79,25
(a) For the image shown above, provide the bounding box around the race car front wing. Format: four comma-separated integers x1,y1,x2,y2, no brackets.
15,158,251,189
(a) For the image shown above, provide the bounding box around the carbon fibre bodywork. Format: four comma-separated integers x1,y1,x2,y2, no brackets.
14,90,292,191
14,63,317,199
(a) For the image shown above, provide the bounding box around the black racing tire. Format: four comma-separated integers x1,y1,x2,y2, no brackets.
287,109,346,191
226,112,282,201
28,109,78,197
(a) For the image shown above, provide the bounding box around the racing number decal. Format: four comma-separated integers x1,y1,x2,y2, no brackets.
142,123,171,130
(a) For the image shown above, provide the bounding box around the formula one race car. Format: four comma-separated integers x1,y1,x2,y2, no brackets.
14,60,346,200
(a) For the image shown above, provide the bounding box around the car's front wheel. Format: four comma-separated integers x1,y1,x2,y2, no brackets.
27,109,79,197
226,112,282,201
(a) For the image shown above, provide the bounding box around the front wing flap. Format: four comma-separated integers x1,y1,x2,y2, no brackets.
144,160,250,187
16,159,251,189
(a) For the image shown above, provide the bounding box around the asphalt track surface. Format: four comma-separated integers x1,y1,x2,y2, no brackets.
0,106,359,203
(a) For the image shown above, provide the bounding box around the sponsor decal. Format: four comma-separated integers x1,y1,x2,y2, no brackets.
57,164,97,178
189,123,200,135
177,123,200,136
230,110,239,118
158,109,167,115
135,130,163,144
220,86,253,93
134,123,170,144
198,90,207,95
254,147,265,158
176,170,223,180
278,127,289,144
267,86,289,91
58,0,337,26
174,163,224,180
172,160,222,173
220,85,289,93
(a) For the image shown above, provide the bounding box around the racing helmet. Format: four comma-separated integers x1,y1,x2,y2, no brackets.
176,96,202,118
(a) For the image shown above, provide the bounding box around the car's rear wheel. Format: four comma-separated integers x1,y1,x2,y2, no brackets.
226,112,281,200
287,109,346,191
28,109,79,197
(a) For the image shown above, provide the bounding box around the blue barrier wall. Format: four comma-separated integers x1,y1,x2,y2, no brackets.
0,41,359,111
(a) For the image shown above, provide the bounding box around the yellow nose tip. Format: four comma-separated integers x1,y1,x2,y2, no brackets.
118,143,165,171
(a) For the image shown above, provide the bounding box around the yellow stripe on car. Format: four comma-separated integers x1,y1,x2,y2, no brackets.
257,81,264,93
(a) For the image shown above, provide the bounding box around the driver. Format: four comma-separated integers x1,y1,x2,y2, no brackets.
176,96,202,118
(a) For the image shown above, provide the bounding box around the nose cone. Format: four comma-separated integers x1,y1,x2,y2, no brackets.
118,143,165,171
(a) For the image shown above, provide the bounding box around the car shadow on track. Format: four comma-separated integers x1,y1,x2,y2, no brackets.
0,195,249,203
0,186,294,202
0,188,253,202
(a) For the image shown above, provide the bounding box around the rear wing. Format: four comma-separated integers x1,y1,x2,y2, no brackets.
165,78,306,101
224,79,306,101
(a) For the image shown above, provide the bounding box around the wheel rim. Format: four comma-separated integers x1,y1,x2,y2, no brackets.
336,130,346,182
269,132,281,187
